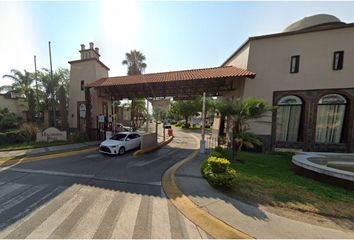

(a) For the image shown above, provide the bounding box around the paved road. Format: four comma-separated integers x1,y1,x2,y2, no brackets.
0,130,209,239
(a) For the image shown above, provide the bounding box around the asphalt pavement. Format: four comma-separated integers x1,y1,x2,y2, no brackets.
0,130,210,239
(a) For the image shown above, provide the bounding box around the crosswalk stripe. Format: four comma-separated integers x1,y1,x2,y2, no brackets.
111,193,142,239
92,191,126,239
69,189,115,239
151,197,172,239
1,184,83,239
0,185,46,215
132,195,153,238
25,187,87,239
183,214,206,239
0,186,64,230
167,200,189,238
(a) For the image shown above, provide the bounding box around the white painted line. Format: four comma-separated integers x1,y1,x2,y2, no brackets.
26,188,86,239
69,190,115,239
2,167,94,179
0,182,25,199
0,184,46,215
111,193,142,239
151,197,171,239
0,186,65,230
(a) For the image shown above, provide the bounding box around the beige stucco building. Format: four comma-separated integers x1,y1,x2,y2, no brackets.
222,14,354,152
0,92,28,120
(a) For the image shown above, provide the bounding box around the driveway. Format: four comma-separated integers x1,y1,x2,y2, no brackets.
0,130,209,239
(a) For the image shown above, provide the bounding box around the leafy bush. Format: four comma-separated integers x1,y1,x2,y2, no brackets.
214,146,223,153
5,130,22,144
182,123,190,128
19,123,38,142
0,107,21,131
207,156,230,173
201,156,237,188
68,132,88,143
0,132,6,144
208,151,224,159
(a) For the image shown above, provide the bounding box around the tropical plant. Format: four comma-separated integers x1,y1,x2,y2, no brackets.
27,89,36,122
122,50,147,130
122,50,147,75
0,107,21,131
215,98,273,161
1,69,34,98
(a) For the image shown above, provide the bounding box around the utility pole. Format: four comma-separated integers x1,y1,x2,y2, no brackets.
34,55,40,124
48,41,55,127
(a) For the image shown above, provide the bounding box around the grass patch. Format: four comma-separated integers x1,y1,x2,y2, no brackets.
0,140,84,152
229,151,354,219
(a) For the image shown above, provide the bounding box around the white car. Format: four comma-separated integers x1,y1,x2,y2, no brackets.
99,132,141,155
116,123,133,132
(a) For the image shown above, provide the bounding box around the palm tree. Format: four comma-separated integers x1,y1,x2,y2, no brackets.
122,50,147,130
215,98,273,161
122,50,147,75
1,69,34,98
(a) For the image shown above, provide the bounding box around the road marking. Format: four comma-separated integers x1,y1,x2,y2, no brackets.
0,186,64,230
2,167,95,179
151,196,171,239
111,193,142,239
69,189,115,239
26,188,86,239
0,183,26,201
0,185,46,215
133,149,179,167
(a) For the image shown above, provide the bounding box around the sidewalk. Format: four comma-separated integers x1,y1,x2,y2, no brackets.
0,141,100,159
175,153,354,239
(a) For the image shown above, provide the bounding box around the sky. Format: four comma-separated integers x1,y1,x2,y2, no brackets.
1,1,354,86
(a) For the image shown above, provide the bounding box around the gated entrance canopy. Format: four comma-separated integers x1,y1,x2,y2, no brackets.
86,66,255,99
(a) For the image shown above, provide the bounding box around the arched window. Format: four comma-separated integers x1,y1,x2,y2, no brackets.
316,94,347,144
276,95,303,142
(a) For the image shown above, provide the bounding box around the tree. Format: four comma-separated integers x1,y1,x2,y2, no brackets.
58,86,67,130
215,98,273,161
122,50,147,130
170,99,201,127
1,69,34,98
0,107,21,131
122,50,147,75
27,89,36,122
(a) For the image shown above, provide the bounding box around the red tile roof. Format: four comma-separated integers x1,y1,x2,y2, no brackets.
87,66,255,88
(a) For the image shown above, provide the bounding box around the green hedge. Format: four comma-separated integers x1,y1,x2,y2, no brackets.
201,154,237,188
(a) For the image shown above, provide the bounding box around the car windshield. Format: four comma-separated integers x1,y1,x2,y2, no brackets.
110,133,127,141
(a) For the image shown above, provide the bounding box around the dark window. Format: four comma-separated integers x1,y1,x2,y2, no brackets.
80,80,85,91
333,51,344,70
290,55,300,73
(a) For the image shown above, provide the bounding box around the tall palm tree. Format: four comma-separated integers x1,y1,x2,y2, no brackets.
122,50,147,75
122,50,147,130
1,69,34,98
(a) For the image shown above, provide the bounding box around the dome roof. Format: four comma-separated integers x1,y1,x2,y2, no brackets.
283,14,344,32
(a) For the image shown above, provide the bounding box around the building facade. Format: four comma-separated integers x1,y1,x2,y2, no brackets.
0,92,28,121
222,14,354,152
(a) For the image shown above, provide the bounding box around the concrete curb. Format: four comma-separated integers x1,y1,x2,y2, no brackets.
133,136,174,156
0,147,97,167
161,134,253,239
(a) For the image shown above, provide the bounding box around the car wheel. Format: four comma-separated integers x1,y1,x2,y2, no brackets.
119,147,125,155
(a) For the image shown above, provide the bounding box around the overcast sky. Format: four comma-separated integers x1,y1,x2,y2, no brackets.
1,1,354,86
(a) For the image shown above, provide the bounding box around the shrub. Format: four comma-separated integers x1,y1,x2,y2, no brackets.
208,151,224,159
19,123,38,142
69,132,88,143
5,130,21,144
214,146,223,153
182,123,190,128
201,156,237,188
0,132,6,144
208,156,230,173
